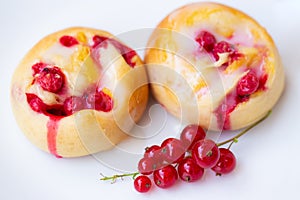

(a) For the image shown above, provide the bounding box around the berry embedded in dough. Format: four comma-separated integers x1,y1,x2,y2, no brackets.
11,27,149,157
145,2,284,130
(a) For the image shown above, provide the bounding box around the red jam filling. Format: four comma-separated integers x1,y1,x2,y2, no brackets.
59,35,79,47
27,61,114,157
92,35,137,68
195,31,269,130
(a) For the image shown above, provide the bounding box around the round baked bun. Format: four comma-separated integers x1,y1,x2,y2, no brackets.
11,27,148,157
145,2,284,131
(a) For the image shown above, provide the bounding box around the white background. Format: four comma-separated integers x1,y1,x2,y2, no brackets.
1,0,300,199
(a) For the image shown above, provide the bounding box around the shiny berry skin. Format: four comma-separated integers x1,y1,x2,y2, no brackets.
87,90,113,112
153,165,178,189
195,31,216,52
180,125,206,150
59,35,79,47
134,175,152,193
32,62,47,76
36,67,65,93
138,157,160,175
144,145,162,159
192,139,220,168
26,93,46,113
237,73,259,96
212,41,234,61
212,148,236,175
177,157,204,182
160,138,185,164
64,96,84,115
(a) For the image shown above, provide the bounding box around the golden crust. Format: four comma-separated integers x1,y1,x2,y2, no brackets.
11,27,149,157
145,3,284,130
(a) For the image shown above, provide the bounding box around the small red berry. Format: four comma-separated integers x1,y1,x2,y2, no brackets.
153,165,178,189
31,62,47,76
237,73,259,96
160,138,185,164
26,93,46,113
212,148,236,175
195,31,217,52
86,90,113,112
178,157,204,182
144,145,163,163
134,175,152,193
138,157,160,175
212,41,234,61
59,35,79,47
64,96,85,115
36,67,65,93
180,124,206,150
192,139,220,168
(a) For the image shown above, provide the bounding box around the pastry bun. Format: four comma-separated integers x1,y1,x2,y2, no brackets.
145,2,284,130
11,27,148,157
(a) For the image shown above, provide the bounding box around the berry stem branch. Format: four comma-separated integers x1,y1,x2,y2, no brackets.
100,172,139,182
217,110,272,147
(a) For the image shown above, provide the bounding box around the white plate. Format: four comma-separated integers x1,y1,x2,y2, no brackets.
1,0,300,199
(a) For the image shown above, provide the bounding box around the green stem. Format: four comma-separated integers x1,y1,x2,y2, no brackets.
217,110,272,147
100,172,139,182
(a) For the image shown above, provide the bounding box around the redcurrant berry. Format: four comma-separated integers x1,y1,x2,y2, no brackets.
138,157,161,175
59,35,79,47
160,138,185,164
180,124,206,150
212,41,234,61
134,175,152,193
64,96,84,115
153,165,178,189
195,31,216,52
192,139,220,168
144,145,161,159
237,73,259,96
212,148,236,175
36,67,65,93
178,157,204,182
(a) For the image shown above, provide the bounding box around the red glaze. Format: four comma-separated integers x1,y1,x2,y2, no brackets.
214,71,267,130
195,31,217,52
35,66,65,93
26,93,66,117
212,148,236,175
92,35,108,48
153,165,178,189
180,124,206,150
134,176,152,193
214,90,249,130
92,35,137,68
47,117,62,158
177,157,204,182
59,35,79,47
192,139,220,168
258,73,268,91
237,73,259,96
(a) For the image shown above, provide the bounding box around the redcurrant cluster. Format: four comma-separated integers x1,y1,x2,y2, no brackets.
133,124,236,193
100,111,271,193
